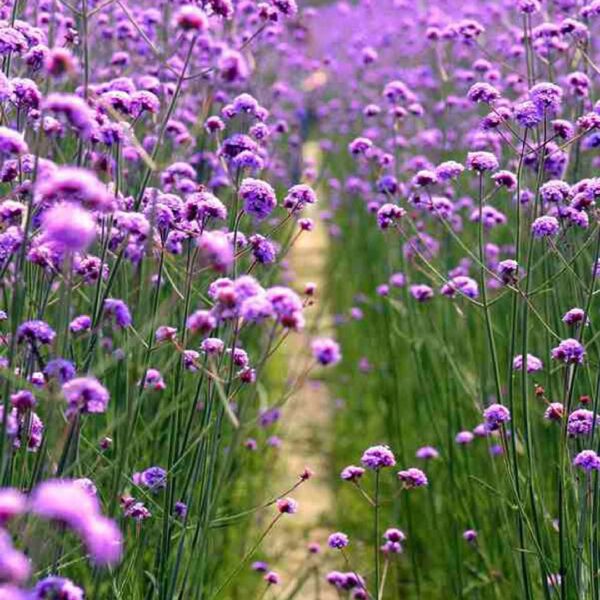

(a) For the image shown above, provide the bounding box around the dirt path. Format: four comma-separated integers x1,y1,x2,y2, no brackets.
270,143,338,599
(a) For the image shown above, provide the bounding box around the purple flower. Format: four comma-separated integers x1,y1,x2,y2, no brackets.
562,308,586,326
440,276,478,299
435,161,464,181
455,431,474,445
311,338,341,366
103,299,132,328
283,184,317,212
389,273,406,288
0,126,27,156
573,450,600,471
69,315,92,334
530,82,563,114
30,479,99,526
252,561,269,573
44,358,76,384
483,403,511,431
174,5,209,31
466,151,498,173
0,490,25,524
0,531,30,584
266,286,304,330
361,445,396,469
410,284,434,302
567,409,597,437
328,532,349,549
340,465,365,481
16,320,56,345
135,466,167,491
377,203,406,229
36,167,114,213
544,402,564,422
531,216,560,238
416,446,439,460
62,377,110,415
276,497,298,514
239,178,277,221
397,467,428,488
197,231,234,273
463,529,478,543
512,354,543,373
33,576,84,599
497,260,519,284
264,571,280,585
41,203,96,252
467,83,500,104
551,338,585,364
249,234,278,264
514,101,542,128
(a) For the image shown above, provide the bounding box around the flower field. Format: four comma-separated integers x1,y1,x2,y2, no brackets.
1,0,600,598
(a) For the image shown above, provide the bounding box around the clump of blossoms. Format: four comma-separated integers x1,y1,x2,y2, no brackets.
0,0,329,596
304,0,600,596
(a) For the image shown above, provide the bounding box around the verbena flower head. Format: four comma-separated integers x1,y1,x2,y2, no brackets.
361,445,396,469
0,489,26,524
397,467,428,488
467,82,500,104
377,203,405,229
567,409,597,437
483,403,511,431
531,216,560,238
551,338,585,364
41,203,96,252
0,126,27,156
562,308,586,326
311,338,341,366
573,450,600,471
283,184,317,212
328,532,349,549
276,497,298,514
33,576,84,599
455,431,474,445
512,354,543,373
239,178,277,221
530,82,563,113
544,402,564,422
340,465,365,481
466,152,498,173
16,320,56,345
416,446,439,460
62,377,110,415
134,466,167,492
103,299,132,328
463,529,478,543
440,276,479,299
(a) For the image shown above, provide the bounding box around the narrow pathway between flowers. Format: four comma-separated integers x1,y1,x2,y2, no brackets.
271,142,338,599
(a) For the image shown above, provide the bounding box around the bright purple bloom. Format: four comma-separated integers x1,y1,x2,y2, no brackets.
551,338,585,364
573,450,600,471
531,216,560,238
483,404,511,431
397,467,428,488
240,178,277,221
311,338,341,366
328,532,349,549
62,377,109,415
361,445,396,469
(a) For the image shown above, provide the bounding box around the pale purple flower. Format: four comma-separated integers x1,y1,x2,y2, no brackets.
551,338,585,364
512,354,543,373
361,445,396,469
397,467,428,488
